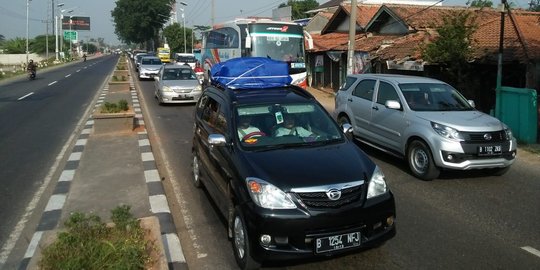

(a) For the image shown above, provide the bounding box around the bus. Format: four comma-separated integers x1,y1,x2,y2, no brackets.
201,18,312,88
157,47,171,63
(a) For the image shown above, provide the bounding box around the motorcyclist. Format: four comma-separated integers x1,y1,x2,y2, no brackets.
27,59,37,78
83,54,87,62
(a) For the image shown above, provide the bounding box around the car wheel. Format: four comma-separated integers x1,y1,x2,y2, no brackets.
337,114,351,127
192,154,202,188
491,166,510,176
407,140,440,181
232,207,260,270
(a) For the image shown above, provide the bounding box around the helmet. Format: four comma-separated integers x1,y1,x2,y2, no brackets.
29,59,33,63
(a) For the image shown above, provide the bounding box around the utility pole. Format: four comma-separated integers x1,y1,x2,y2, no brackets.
495,0,506,119
26,0,31,64
346,0,357,74
211,0,215,25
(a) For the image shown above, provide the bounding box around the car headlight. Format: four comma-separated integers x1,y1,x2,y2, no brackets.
162,86,173,92
194,84,202,92
431,122,464,141
367,166,387,199
246,177,296,209
504,127,513,141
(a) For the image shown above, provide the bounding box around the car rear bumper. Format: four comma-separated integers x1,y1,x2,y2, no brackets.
240,193,396,263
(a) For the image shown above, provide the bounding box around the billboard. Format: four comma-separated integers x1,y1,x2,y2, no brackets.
62,16,91,31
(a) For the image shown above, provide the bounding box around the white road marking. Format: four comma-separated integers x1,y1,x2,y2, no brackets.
141,152,155,162
522,246,540,258
17,92,34,100
65,74,71,78
139,139,150,147
48,81,57,86
162,233,186,263
44,194,67,212
58,170,75,182
149,195,171,214
76,69,81,72
22,231,43,259
68,152,82,161
75,139,87,146
144,169,161,183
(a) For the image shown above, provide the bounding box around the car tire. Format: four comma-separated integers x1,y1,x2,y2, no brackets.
232,206,260,270
337,114,351,126
407,140,440,181
192,154,202,188
491,166,510,176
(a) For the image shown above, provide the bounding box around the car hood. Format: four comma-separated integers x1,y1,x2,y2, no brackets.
162,80,199,89
239,142,375,191
415,111,504,131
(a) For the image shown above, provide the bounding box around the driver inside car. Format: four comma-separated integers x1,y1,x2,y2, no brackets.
237,115,263,141
274,114,313,137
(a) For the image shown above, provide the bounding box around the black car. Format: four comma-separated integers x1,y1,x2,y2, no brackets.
192,58,396,269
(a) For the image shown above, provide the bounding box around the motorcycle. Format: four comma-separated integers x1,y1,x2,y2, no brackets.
27,70,36,80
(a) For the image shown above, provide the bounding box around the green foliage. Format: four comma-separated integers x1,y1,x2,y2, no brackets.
2,38,26,54
466,0,493,7
30,35,56,54
163,23,193,54
101,99,129,113
422,11,477,66
111,0,175,45
112,75,127,81
39,206,151,270
529,0,540,11
278,0,319,20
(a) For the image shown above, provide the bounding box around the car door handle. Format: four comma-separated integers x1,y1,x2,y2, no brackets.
347,98,353,102
372,106,379,111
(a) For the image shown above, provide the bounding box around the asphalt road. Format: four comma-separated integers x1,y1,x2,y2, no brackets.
0,55,118,266
136,71,540,269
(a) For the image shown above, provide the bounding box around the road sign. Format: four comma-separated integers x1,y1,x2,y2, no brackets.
63,31,78,41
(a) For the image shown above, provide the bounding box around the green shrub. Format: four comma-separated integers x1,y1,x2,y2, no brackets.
39,205,152,270
100,99,129,113
111,75,127,81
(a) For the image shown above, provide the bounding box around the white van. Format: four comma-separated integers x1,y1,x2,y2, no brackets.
174,53,197,69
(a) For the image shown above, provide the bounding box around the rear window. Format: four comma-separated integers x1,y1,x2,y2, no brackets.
163,68,196,80
176,56,196,63
142,58,162,65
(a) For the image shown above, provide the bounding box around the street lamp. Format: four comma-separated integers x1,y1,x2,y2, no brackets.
55,3,64,61
59,8,74,58
26,0,30,64
180,1,187,53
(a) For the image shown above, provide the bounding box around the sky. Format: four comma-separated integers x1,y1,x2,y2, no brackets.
0,0,534,46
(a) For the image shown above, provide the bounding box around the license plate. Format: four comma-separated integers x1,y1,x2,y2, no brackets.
173,94,193,100
315,232,361,253
478,145,502,156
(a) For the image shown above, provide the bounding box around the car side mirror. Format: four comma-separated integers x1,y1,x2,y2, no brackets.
468,100,476,108
385,100,401,110
342,123,353,140
208,134,227,146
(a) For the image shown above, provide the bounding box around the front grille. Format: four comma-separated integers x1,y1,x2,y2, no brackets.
173,89,193,93
295,185,362,208
464,130,506,143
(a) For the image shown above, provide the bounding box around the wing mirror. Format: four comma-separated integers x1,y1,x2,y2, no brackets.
468,100,476,108
342,123,353,140
385,100,402,110
208,134,227,146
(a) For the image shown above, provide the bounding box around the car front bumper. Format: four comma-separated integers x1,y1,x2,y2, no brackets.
159,90,202,103
240,192,396,263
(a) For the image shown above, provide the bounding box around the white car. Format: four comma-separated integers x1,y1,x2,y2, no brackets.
335,74,517,180
138,56,162,80
154,65,202,104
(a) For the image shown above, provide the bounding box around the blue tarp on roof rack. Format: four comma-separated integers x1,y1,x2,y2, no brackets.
211,57,292,89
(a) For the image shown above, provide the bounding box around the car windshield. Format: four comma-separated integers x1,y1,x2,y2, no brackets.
235,102,343,150
142,58,162,65
163,68,196,80
399,83,474,111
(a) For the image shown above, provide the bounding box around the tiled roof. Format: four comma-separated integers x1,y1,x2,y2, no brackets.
310,4,540,63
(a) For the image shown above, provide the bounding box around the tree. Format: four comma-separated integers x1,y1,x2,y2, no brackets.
163,23,193,54
278,0,319,20
422,11,478,94
529,0,540,11
111,0,174,48
30,35,55,54
466,0,493,7
2,38,27,54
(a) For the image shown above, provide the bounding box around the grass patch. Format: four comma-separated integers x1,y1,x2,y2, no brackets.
100,99,129,113
112,75,128,81
39,205,154,270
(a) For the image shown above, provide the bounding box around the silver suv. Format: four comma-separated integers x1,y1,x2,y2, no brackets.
335,74,517,180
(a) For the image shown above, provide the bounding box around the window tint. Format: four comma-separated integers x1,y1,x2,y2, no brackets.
352,79,375,101
376,81,399,105
206,27,239,49
340,76,357,91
